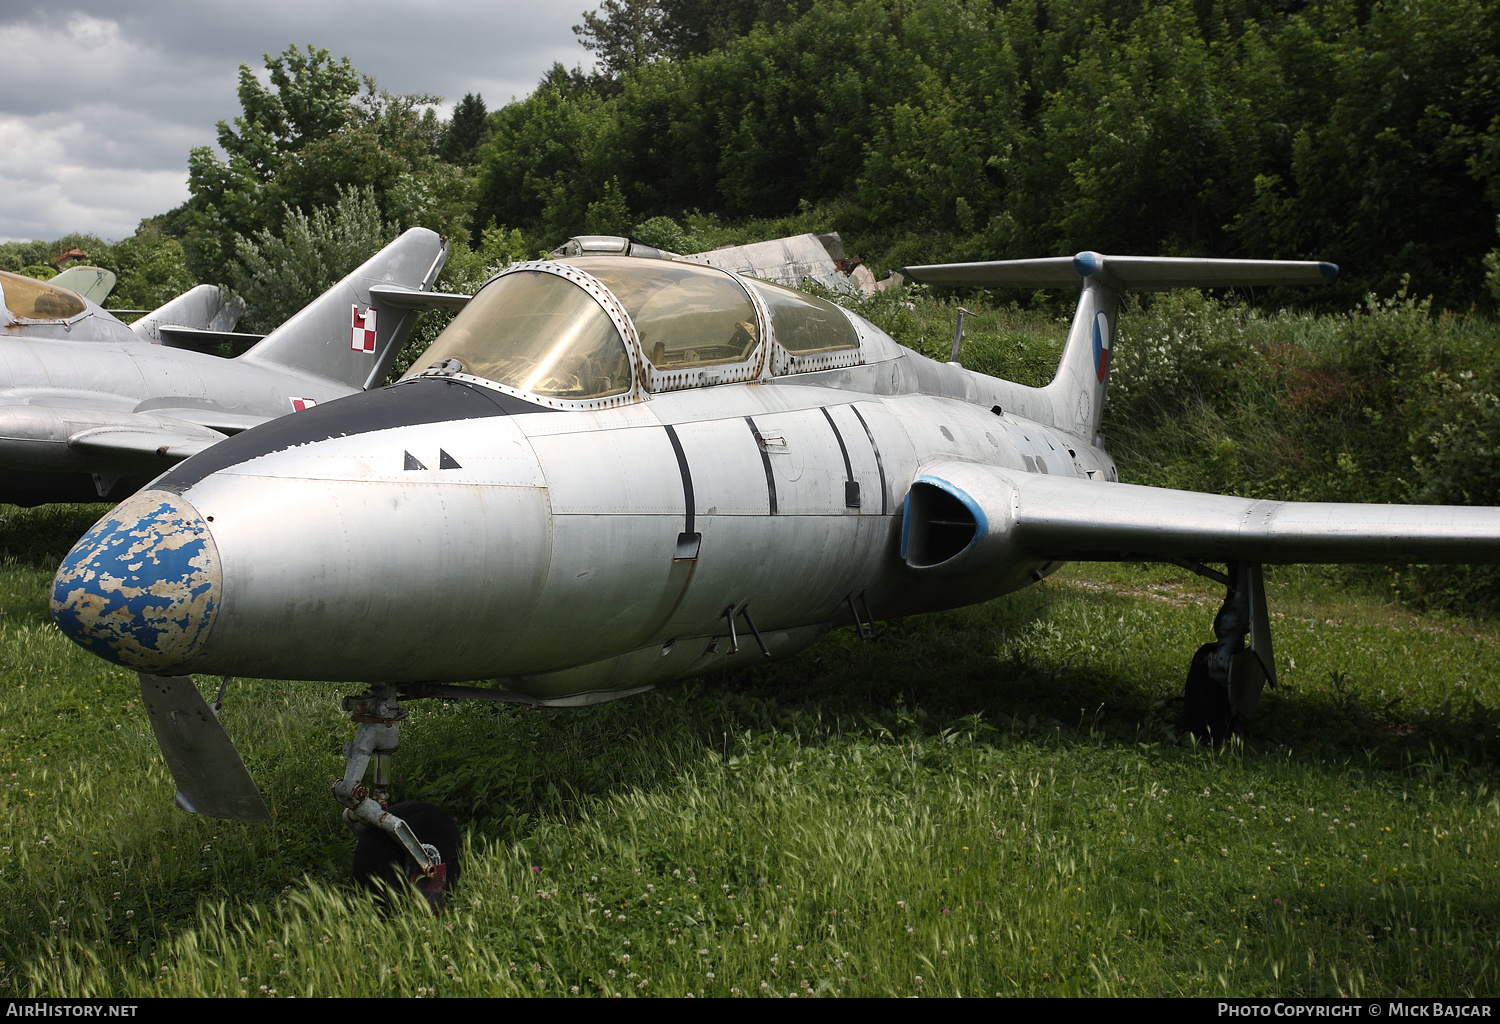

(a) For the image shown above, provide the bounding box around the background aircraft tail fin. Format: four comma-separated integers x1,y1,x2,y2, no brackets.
238,228,448,390
49,266,117,305
129,285,245,342
902,252,1336,443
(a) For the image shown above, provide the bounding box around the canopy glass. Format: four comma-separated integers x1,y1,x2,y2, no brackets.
403,269,632,399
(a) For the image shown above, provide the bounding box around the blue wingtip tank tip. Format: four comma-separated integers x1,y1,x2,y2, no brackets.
1320,262,1339,280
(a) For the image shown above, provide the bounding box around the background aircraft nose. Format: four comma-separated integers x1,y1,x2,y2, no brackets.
51,490,222,672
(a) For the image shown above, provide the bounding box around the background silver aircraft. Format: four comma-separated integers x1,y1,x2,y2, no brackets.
0,228,459,505
46,243,1500,902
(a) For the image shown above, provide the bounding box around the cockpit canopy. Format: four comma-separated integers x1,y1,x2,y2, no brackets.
405,268,633,400
577,258,758,371
0,270,88,321
402,255,859,401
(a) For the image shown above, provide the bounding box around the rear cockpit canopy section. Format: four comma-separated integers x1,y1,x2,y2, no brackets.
0,270,88,322
743,279,861,375
568,257,762,391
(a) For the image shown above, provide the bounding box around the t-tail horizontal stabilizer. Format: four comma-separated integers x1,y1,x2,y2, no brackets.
901,252,1338,291
901,252,1338,442
238,228,449,391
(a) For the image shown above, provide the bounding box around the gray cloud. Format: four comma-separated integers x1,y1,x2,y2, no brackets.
0,1,590,241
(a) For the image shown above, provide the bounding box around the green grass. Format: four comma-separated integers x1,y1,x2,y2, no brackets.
3,502,1498,997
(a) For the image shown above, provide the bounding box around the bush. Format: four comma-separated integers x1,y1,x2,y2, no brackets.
230,185,394,333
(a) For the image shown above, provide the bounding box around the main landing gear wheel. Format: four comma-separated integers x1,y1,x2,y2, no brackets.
1182,641,1235,744
1176,561,1275,746
353,800,462,910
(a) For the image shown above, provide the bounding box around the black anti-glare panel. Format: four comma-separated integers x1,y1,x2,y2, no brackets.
156,377,550,493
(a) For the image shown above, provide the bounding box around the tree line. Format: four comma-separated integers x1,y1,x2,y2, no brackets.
5,1,1499,325
482,0,1500,310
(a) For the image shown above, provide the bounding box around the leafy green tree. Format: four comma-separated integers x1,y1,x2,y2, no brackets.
1230,0,1500,307
384,164,476,240
230,185,394,333
439,93,489,165
655,0,825,57
480,0,1500,302
574,0,666,76
575,0,834,70
185,45,471,283
1486,216,1500,303
0,241,58,275
103,228,197,310
185,45,361,275
631,214,690,251
584,177,632,235
473,67,616,245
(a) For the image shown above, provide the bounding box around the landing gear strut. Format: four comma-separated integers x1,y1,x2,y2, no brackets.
335,687,460,909
1177,561,1276,744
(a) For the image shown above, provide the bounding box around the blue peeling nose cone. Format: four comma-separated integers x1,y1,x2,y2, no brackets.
51,490,222,672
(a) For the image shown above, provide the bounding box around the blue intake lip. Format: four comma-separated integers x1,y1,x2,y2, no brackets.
51,490,222,671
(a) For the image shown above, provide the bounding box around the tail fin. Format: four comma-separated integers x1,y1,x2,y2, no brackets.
902,252,1337,444
238,228,448,390
129,285,245,342
50,266,117,305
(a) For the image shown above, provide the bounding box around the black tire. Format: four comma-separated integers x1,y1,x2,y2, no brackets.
352,800,461,910
1182,641,1234,745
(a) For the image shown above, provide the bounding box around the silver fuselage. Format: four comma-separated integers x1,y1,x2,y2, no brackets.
59,251,1500,711
54,325,1114,700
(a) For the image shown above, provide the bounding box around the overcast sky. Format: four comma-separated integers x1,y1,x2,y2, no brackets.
0,1,589,242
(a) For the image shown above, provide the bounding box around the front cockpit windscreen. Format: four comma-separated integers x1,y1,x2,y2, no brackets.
567,257,757,371
0,270,87,321
402,270,632,399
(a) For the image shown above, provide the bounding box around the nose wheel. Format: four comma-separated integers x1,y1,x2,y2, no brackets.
352,800,462,910
335,688,461,910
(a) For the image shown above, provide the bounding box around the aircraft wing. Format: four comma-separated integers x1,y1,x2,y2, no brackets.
0,405,228,473
67,424,227,463
904,461,1500,573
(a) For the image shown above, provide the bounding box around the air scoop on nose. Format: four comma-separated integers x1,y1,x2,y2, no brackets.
51,489,222,672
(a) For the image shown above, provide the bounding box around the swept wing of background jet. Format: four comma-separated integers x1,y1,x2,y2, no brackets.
0,227,463,505
45,244,1500,903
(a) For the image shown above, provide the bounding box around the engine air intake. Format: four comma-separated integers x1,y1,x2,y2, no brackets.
902,481,980,568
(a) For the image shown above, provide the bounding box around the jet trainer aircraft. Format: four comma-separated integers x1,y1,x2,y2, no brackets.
47,243,1500,904
0,228,456,505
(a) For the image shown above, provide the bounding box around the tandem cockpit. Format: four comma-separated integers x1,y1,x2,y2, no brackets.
401,255,870,407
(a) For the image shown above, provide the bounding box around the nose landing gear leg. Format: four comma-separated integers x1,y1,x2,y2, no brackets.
335,688,460,910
